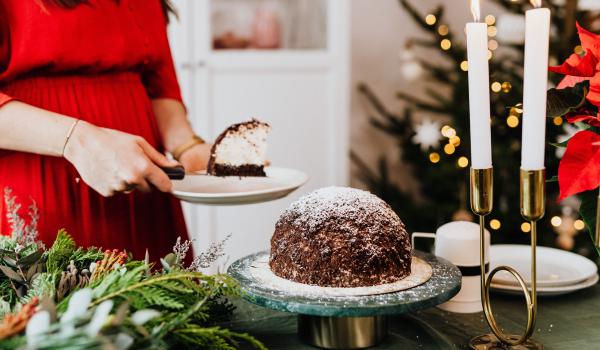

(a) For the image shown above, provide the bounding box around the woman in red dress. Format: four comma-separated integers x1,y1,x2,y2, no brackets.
0,0,209,260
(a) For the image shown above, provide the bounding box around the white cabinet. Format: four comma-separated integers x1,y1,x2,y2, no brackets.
167,0,350,267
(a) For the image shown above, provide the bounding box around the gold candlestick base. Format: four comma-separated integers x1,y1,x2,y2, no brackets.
468,168,544,350
470,334,543,350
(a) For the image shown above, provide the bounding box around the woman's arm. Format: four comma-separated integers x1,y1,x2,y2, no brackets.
151,98,194,152
0,101,78,156
152,98,211,172
0,101,177,196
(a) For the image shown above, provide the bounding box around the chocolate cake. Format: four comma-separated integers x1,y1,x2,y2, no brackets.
207,119,271,177
269,187,412,288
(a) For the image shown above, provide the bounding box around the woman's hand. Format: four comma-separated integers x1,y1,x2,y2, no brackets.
178,143,212,173
63,121,179,197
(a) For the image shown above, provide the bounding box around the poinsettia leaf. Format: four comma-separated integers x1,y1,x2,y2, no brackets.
547,175,558,183
0,265,24,282
577,190,600,256
547,81,590,118
558,130,600,200
550,140,569,148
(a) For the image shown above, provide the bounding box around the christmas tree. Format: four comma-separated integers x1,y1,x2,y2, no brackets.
353,0,600,257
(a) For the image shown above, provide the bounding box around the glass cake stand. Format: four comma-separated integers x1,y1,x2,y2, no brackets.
228,250,461,349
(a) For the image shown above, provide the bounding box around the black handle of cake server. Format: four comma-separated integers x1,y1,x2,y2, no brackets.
161,165,185,180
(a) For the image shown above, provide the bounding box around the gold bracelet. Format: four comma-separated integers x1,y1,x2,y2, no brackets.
172,135,206,160
61,119,80,157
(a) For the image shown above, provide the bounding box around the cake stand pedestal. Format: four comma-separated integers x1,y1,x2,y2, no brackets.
228,250,461,349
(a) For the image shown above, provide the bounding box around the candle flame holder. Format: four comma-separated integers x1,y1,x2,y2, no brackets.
468,168,544,350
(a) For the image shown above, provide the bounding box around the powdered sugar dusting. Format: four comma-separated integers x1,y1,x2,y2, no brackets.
282,186,404,236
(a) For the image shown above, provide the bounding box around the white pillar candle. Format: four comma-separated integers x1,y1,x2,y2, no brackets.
466,0,492,169
521,3,550,170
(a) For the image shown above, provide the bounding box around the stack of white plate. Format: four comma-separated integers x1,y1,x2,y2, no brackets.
490,245,598,296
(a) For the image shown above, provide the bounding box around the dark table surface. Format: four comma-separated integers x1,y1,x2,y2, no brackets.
226,283,600,349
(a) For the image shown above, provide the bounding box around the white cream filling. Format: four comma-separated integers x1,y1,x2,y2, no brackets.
214,124,270,166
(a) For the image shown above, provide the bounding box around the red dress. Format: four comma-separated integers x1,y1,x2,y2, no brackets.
0,0,188,260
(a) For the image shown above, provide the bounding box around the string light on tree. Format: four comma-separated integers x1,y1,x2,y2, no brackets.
551,216,562,227
429,152,441,163
487,26,498,37
507,115,519,128
491,82,502,93
490,219,501,230
438,24,449,36
553,117,563,126
444,143,456,155
574,219,585,230
521,222,531,233
441,125,456,138
457,156,469,168
485,15,496,26
460,60,469,71
425,14,437,25
449,136,461,146
501,81,512,93
441,39,452,50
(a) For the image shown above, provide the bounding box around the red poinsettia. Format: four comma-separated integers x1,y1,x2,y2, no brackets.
549,23,600,126
558,130,600,200
552,24,600,201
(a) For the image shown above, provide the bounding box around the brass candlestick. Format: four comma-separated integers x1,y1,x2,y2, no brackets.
468,168,544,350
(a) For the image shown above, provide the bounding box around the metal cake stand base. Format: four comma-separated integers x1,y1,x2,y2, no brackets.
469,334,544,350
298,315,388,349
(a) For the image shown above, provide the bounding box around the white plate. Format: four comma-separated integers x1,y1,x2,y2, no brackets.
490,245,598,288
172,167,308,205
491,274,598,297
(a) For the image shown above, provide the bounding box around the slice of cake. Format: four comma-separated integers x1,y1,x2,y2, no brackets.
207,119,271,177
269,187,412,288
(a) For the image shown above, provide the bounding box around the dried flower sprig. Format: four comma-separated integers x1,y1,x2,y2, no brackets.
3,188,40,247
189,235,230,271
89,249,127,283
172,237,192,264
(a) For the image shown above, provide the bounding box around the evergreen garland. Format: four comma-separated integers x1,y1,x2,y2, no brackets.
0,190,265,350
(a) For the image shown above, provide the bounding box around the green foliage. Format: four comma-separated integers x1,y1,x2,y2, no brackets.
172,325,268,350
0,191,262,349
46,229,76,275
578,190,600,256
